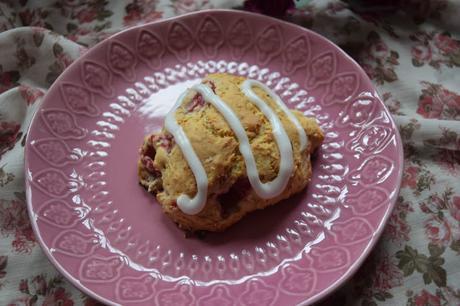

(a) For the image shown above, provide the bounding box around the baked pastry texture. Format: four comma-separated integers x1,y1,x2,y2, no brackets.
138,73,324,232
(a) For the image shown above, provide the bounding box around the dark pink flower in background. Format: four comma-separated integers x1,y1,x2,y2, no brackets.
76,9,97,23
0,70,20,94
19,279,28,294
411,43,432,62
438,88,460,109
244,0,295,17
382,92,403,115
372,256,403,291
439,287,460,305
450,196,460,221
66,28,91,43
42,287,74,306
0,198,37,253
435,148,460,175
142,11,163,23
424,216,451,247
420,194,444,214
57,52,73,69
417,82,460,119
410,29,458,68
19,85,44,105
0,121,21,157
414,289,441,306
402,166,419,189
417,95,443,118
353,31,400,84
124,7,142,24
32,275,47,295
384,197,413,243
369,40,389,60
433,33,459,54
360,63,375,80
123,0,163,26
18,9,47,27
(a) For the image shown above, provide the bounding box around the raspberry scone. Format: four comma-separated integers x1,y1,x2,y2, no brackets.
138,73,324,232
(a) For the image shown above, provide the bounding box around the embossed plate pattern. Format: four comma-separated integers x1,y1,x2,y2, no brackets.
25,10,403,306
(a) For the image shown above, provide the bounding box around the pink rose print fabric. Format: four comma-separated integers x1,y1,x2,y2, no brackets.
0,0,459,305
417,82,460,120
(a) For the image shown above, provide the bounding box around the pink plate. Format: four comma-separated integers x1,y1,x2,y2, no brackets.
25,9,403,306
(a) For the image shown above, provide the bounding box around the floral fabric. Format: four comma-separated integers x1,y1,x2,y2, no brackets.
0,0,459,305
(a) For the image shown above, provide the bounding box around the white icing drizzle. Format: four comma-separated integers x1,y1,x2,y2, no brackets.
241,79,308,151
165,81,307,215
165,90,208,215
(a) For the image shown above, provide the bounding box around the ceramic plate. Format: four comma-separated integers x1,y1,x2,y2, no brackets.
25,9,403,306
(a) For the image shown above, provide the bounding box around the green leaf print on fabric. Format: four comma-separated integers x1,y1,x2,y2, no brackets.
396,244,447,287
0,255,7,289
0,165,15,187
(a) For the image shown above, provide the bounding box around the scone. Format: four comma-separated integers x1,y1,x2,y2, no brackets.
138,73,324,232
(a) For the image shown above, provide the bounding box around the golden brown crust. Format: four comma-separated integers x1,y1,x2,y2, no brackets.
138,73,324,232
